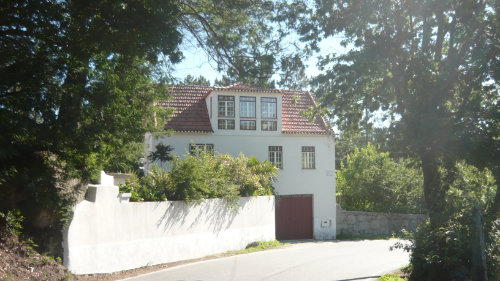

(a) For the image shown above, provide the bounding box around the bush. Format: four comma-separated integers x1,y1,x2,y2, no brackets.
393,162,499,281
168,153,276,205
337,143,424,213
120,152,277,206
0,209,24,236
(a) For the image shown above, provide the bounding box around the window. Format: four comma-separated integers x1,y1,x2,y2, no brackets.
261,120,277,131
218,96,235,117
189,144,214,156
261,97,277,119
240,120,256,130
218,119,235,130
302,146,315,169
240,97,256,118
269,146,282,168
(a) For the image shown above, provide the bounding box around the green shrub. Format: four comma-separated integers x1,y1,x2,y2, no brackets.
118,165,168,201
392,162,499,281
337,143,424,213
120,152,277,206
0,209,24,236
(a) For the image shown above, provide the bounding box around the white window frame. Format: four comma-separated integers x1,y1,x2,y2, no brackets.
218,95,235,117
302,146,315,169
261,97,277,119
268,146,282,169
240,96,256,118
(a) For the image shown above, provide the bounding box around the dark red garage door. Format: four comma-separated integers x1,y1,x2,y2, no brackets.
275,195,313,240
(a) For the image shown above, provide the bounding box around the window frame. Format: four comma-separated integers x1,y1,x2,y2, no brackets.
240,120,256,130
261,120,277,131
218,95,235,117
189,144,214,156
218,119,235,130
301,146,315,169
239,96,256,118
261,97,277,119
268,146,283,169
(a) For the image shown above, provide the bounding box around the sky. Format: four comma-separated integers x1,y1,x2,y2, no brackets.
170,35,348,86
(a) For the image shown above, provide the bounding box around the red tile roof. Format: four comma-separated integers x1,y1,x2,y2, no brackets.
157,84,332,135
156,85,213,132
281,90,331,135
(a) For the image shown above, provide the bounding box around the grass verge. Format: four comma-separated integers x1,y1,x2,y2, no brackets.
224,240,287,255
379,273,406,281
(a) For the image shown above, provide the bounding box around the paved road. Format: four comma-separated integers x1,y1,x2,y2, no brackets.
122,239,410,281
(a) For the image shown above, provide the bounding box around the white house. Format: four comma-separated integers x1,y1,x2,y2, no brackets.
145,83,336,240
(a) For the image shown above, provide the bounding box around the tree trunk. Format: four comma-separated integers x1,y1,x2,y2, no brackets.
471,205,488,281
491,167,500,217
421,151,447,228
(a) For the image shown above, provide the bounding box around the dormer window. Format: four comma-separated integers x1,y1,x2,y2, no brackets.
261,97,277,131
240,97,256,118
218,95,235,130
218,96,235,117
261,97,277,118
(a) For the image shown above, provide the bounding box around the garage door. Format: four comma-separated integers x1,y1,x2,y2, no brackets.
275,195,313,240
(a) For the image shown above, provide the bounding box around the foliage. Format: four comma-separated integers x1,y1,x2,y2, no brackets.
306,0,500,227
379,273,406,281
224,240,285,255
168,153,276,205
335,128,407,171
181,75,211,86
177,0,312,87
103,142,146,174
148,143,174,169
120,153,277,206
302,1,499,277
0,209,24,236
337,144,424,214
119,166,169,202
392,162,498,280
1,0,312,255
1,0,182,254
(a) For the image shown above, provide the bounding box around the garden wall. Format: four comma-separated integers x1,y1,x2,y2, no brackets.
63,172,275,274
336,205,427,237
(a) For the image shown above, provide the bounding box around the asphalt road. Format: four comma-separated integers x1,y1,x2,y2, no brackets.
121,239,410,281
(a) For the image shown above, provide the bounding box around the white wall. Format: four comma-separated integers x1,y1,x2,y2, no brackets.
147,133,336,239
63,182,275,274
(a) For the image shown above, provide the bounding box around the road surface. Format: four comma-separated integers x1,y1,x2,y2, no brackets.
121,239,410,281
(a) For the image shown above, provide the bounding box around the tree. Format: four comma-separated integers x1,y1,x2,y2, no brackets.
303,1,500,278
306,0,500,228
181,75,211,86
337,144,424,214
178,0,311,87
148,143,174,169
1,0,180,253
1,0,309,255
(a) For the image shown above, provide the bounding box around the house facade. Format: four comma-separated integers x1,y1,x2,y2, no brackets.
145,83,336,240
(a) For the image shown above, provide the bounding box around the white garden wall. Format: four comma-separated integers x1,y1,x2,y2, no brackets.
63,175,275,274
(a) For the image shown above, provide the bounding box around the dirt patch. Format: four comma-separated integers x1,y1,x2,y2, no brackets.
0,234,72,281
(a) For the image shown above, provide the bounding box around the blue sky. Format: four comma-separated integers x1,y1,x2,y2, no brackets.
170,35,348,86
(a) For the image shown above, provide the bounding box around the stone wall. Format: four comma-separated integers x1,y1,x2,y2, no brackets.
336,205,427,237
